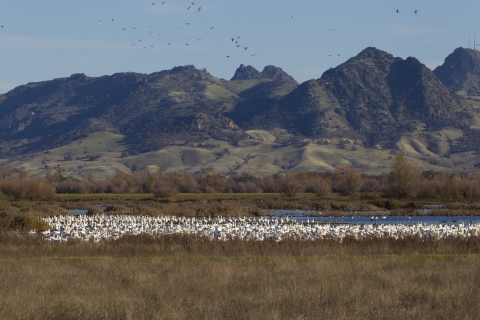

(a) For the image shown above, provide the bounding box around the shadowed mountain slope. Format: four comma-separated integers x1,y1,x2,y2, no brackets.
1,47,480,177
434,48,480,95
232,47,467,149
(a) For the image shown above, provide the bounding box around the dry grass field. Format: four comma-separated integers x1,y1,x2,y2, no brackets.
2,196,480,319
1,231,480,319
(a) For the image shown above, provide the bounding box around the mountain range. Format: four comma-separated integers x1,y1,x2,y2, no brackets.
2,46,480,178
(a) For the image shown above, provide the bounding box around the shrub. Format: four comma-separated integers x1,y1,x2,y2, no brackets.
333,164,362,196
10,216,50,232
387,150,420,198
0,178,56,200
153,179,179,198
280,174,303,197
310,177,332,198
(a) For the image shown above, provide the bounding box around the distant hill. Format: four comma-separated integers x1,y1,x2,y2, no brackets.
434,47,480,95
231,47,467,149
2,47,480,178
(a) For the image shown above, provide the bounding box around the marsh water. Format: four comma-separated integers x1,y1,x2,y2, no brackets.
66,206,480,226
269,209,480,226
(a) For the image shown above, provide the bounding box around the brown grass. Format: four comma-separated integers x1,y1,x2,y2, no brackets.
2,197,480,318
1,234,480,319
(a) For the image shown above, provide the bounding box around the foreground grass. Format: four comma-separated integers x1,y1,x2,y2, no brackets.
1,233,480,319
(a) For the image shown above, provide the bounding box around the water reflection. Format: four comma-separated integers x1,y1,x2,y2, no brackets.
268,209,480,226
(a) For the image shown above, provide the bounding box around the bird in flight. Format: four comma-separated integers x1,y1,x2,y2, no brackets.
414,10,419,15
396,9,400,13
98,20,102,24
198,7,202,12
210,27,214,30
244,47,248,51
398,39,401,42
152,2,156,5
291,14,296,18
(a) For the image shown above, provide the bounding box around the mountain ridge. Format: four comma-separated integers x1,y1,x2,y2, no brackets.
1,46,480,178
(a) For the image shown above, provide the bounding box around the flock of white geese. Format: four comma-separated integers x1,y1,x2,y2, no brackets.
39,214,480,243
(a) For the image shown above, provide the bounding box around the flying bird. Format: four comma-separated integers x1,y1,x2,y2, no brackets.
398,39,401,42
152,2,156,5
244,47,248,51
198,7,202,12
291,14,296,18
414,10,419,15
98,20,102,24
396,9,400,13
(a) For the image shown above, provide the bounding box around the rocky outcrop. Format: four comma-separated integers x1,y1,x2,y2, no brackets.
434,47,480,95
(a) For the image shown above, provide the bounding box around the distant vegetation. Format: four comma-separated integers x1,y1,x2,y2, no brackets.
1,151,480,201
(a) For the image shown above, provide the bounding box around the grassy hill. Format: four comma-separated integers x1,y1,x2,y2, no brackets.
2,47,480,178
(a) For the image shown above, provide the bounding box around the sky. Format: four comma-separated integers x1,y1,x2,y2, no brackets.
0,0,479,94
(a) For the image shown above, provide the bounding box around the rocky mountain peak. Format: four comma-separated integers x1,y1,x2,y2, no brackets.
434,47,480,94
261,65,297,83
355,46,394,60
169,65,198,75
230,64,262,80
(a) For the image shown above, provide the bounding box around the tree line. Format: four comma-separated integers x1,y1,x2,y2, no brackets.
1,151,480,200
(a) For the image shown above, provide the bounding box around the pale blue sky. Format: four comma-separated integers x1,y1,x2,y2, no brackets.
0,0,479,93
